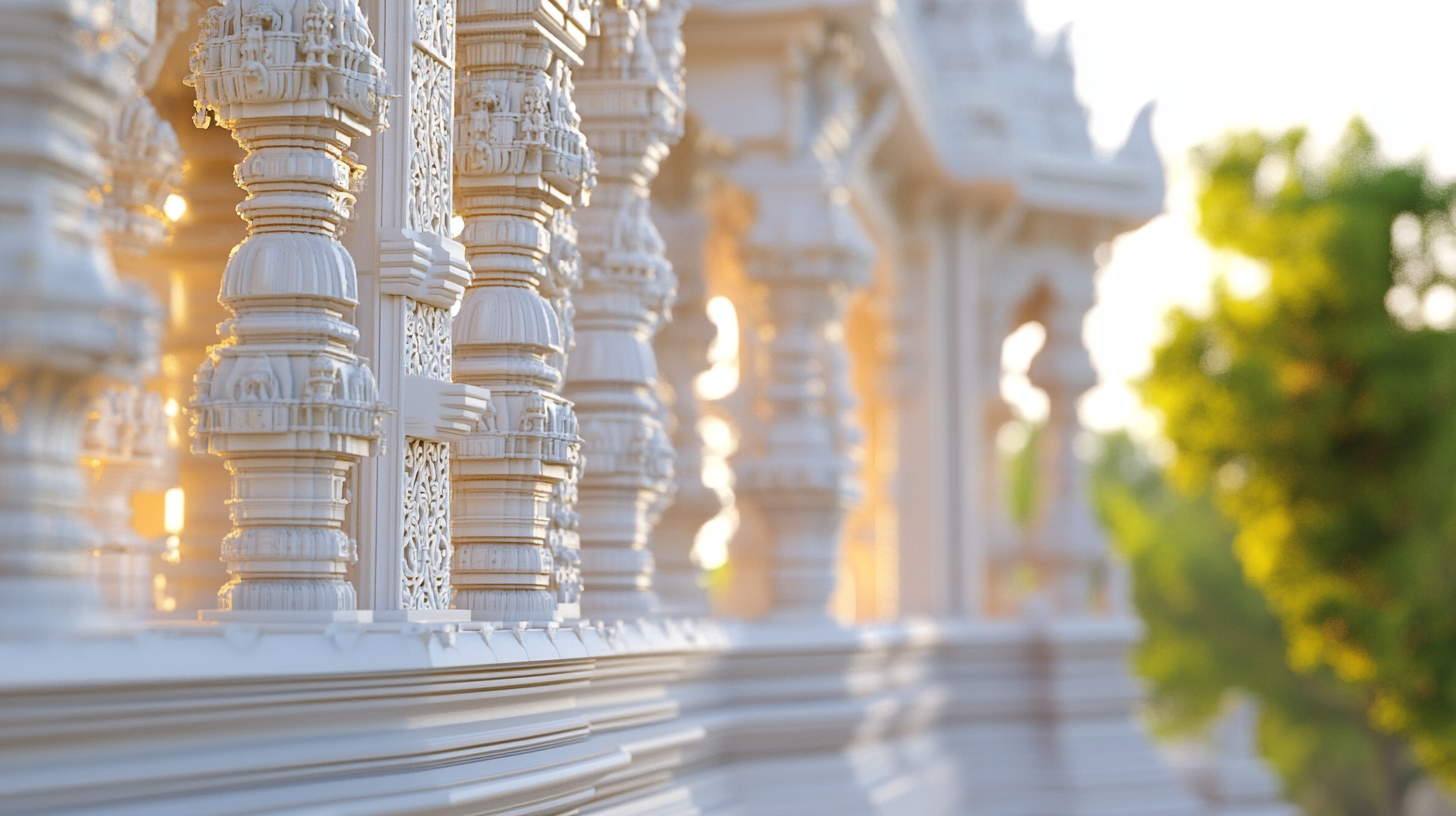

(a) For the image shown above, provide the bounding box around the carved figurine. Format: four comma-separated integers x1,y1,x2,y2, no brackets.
301,0,336,99
520,74,550,145
464,86,500,171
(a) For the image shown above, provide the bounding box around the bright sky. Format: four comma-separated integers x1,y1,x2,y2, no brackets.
1012,0,1456,435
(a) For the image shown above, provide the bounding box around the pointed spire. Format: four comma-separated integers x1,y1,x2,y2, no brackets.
1115,101,1161,168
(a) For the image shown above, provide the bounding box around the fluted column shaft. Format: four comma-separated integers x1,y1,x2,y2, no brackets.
0,0,158,632
449,0,595,623
186,0,388,614
569,0,686,619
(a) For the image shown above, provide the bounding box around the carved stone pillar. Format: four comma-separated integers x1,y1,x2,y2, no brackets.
0,0,158,632
735,206,869,620
185,0,389,615
148,53,246,616
649,124,725,619
449,0,596,623
568,0,686,619
1026,279,1104,614
348,0,489,616
731,32,875,621
84,0,187,616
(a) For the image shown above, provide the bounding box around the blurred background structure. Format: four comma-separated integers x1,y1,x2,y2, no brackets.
1,0,1450,814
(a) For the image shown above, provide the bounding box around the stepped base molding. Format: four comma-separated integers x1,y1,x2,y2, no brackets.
673,620,959,816
939,618,1204,816
0,618,717,816
0,616,1211,815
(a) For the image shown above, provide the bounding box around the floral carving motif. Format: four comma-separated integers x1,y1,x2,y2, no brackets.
402,438,452,610
404,299,451,380
407,0,454,236
414,0,453,58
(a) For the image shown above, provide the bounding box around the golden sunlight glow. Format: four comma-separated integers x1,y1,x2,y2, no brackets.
693,513,735,572
691,415,739,572
694,296,740,400
1000,321,1049,423
163,398,182,449
152,573,177,612
163,488,185,535
163,194,188,222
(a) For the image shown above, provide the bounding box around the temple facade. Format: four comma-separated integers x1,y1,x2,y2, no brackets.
0,0,1289,814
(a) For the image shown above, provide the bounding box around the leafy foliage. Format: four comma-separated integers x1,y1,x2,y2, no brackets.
1092,433,1418,815
1142,119,1456,784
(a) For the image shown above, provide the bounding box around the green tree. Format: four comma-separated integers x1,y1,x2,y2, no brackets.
1092,432,1417,815
1142,120,1456,784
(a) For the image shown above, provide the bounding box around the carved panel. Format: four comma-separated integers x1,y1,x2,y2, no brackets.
404,299,452,380
402,438,452,610
407,0,454,236
414,0,453,59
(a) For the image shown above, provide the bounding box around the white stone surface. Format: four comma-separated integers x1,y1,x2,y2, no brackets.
0,1,1300,814
348,0,490,616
